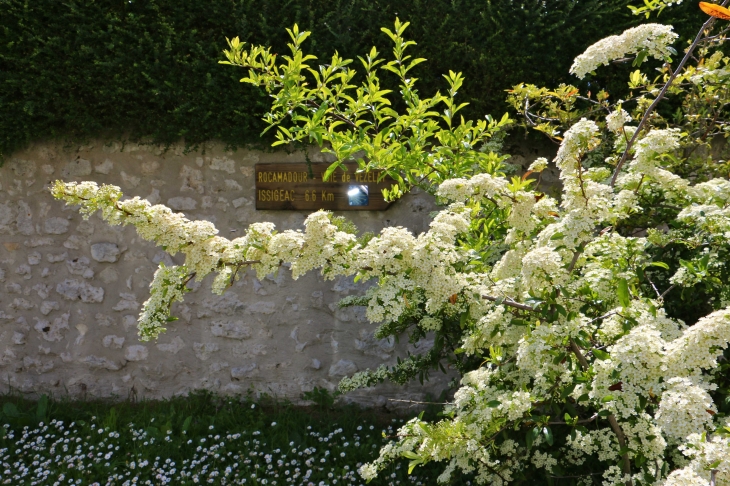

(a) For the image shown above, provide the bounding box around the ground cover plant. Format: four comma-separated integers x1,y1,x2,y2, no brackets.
52,1,730,485
0,391,445,485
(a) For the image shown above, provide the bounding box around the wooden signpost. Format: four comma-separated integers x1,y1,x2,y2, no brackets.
255,162,396,211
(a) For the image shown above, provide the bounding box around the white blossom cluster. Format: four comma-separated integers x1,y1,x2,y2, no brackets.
52,46,730,483
570,24,677,79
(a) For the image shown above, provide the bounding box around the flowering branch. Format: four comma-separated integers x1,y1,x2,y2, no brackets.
609,1,730,186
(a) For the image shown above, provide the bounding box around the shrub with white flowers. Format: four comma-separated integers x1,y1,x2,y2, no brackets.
54,4,730,485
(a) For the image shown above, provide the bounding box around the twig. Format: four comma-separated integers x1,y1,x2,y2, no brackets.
387,399,450,406
610,5,729,187
659,284,675,300
482,295,535,312
569,339,633,486
548,413,598,425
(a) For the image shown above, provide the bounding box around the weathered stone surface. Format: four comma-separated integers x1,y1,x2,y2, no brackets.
8,158,36,177
112,293,139,311
80,355,121,371
12,332,26,345
329,359,357,377
210,320,251,340
46,251,67,263
193,342,219,361
355,330,395,360
230,363,258,379
102,335,125,349
39,301,59,316
167,197,197,211
179,165,204,194
120,171,140,187
98,267,118,284
91,243,120,262
247,301,276,314
124,345,148,361
61,158,92,178
55,279,104,303
0,140,451,404
201,293,245,316
44,217,70,235
27,251,41,265
157,336,185,354
94,159,113,174
16,201,34,235
209,157,236,173
66,256,94,278
95,313,115,327
5,283,21,293
0,203,16,229
33,313,70,342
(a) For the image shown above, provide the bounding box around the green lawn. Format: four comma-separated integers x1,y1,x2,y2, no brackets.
0,391,455,485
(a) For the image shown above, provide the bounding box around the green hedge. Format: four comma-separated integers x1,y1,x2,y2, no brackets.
0,0,705,159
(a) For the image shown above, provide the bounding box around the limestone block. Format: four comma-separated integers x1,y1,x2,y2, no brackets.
63,235,84,250
33,312,70,342
0,203,16,229
46,251,67,263
120,171,140,187
124,345,148,362
355,330,395,359
55,279,104,303
90,243,120,262
167,197,197,211
95,313,116,327
328,359,357,377
193,342,219,361
61,159,92,178
10,298,34,310
209,157,236,173
15,264,31,276
98,267,118,284
66,256,94,278
8,159,36,177
247,301,276,314
230,363,258,379
40,301,59,316
76,221,95,236
102,335,125,349
44,218,70,235
16,201,33,235
210,320,251,340
80,355,121,371
141,161,160,175
27,251,41,265
179,165,204,194
12,332,25,345
112,293,139,311
157,336,185,354
94,159,113,174
5,283,21,293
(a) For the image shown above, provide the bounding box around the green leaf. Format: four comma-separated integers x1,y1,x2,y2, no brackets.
601,395,614,403
2,403,19,418
181,416,193,432
36,394,48,421
486,400,501,408
617,278,630,308
542,426,554,446
592,349,610,360
648,261,669,270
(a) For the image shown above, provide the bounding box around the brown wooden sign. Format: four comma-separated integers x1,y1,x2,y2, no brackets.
255,162,396,211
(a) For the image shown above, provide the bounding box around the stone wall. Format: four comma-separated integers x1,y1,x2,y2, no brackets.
0,140,455,405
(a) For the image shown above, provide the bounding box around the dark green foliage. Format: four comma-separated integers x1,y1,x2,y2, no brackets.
0,0,705,161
